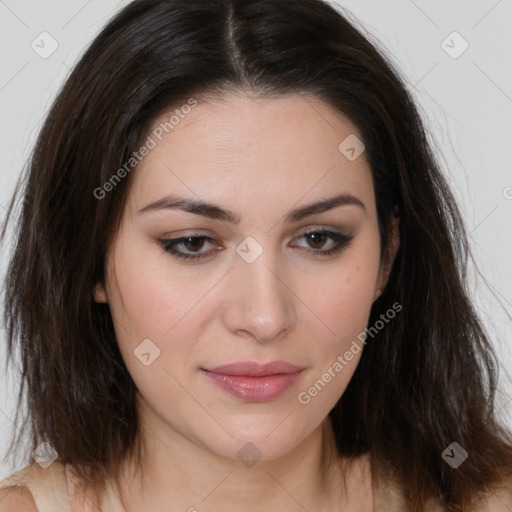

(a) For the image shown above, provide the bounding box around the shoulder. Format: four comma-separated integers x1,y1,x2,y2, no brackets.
467,476,512,511
372,460,410,511
373,463,512,512
0,460,69,512
0,460,67,489
0,485,38,511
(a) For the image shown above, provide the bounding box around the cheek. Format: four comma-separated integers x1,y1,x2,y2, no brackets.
103,241,208,386
307,250,380,345
295,259,378,412
296,238,380,404
331,263,376,319
104,251,203,400
106,235,202,337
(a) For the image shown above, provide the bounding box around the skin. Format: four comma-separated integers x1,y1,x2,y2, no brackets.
93,93,399,512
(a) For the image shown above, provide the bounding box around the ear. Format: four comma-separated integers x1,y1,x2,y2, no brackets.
93,281,108,303
374,213,400,301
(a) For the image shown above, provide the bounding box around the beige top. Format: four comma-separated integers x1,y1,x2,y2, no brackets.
0,461,125,512
1,460,511,511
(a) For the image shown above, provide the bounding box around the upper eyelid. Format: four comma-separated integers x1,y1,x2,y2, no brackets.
167,228,346,244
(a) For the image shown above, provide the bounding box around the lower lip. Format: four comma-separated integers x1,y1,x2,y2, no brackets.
201,370,303,402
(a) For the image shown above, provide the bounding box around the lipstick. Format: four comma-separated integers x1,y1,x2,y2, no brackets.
201,361,304,402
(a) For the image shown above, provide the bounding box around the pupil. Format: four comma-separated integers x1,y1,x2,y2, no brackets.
185,237,204,251
309,233,325,249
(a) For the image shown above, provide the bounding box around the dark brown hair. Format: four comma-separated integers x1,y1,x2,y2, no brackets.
2,0,512,510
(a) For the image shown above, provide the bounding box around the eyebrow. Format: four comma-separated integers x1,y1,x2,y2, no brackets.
138,192,366,224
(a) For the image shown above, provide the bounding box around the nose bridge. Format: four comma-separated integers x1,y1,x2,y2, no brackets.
225,243,295,341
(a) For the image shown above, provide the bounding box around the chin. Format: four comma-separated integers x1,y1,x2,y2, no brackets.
195,418,312,464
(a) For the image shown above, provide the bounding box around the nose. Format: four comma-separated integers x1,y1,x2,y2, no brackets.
221,249,297,343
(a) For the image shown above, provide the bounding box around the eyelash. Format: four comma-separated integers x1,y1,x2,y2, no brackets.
158,229,353,261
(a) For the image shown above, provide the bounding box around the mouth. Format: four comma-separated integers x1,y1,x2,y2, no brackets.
201,361,305,402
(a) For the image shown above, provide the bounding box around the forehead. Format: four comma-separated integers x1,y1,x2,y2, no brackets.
127,93,374,217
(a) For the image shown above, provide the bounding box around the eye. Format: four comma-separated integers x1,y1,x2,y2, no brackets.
290,229,353,257
159,234,219,261
159,229,353,262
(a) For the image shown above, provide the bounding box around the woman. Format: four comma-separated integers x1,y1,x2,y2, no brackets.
1,0,511,510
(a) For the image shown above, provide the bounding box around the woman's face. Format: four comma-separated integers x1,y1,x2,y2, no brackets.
94,93,394,463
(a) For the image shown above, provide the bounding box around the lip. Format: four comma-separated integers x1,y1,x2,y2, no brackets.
206,361,304,377
201,361,305,402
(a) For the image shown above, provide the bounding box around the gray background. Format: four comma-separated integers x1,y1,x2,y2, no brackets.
1,0,511,479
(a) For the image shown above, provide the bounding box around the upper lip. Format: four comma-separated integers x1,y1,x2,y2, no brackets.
204,361,304,377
